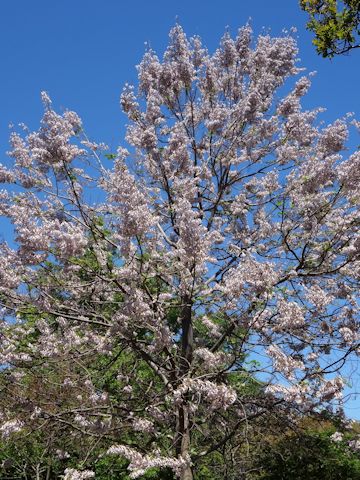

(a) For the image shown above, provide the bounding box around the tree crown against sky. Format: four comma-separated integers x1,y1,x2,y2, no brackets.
0,24,359,480
300,0,360,57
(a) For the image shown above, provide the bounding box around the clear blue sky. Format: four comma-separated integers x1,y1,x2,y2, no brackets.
0,0,359,149
0,0,359,418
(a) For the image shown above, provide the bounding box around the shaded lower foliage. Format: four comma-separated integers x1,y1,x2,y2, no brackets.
252,420,360,480
2,411,360,479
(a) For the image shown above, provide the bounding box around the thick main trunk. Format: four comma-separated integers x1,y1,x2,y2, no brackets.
180,296,193,372
178,404,193,480
181,464,194,480
177,296,194,480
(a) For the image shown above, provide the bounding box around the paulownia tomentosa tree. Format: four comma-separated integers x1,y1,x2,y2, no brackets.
0,24,359,480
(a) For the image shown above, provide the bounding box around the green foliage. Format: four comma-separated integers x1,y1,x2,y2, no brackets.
253,423,360,479
0,433,72,479
104,153,117,160
300,0,360,56
96,456,175,480
0,434,177,479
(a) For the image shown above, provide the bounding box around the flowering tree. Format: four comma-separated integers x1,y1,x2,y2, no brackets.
0,24,359,480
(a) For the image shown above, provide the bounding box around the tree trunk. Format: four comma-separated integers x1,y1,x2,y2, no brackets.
177,296,194,480
181,464,194,480
179,405,193,480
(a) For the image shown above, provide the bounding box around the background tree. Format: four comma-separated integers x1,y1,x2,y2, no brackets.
0,24,360,480
252,414,360,479
300,0,360,56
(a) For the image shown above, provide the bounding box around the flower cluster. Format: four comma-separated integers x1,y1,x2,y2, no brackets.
173,378,237,410
63,469,95,480
107,445,188,479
